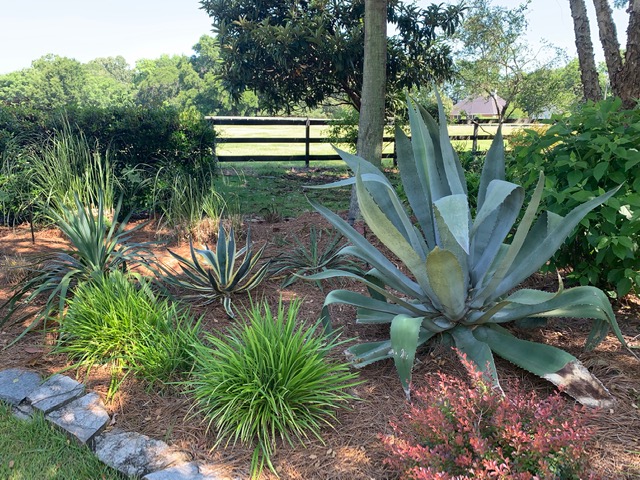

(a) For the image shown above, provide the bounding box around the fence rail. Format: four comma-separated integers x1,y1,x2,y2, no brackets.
206,116,535,166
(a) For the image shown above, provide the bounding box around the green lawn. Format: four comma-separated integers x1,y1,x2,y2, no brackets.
0,403,123,480
213,123,538,161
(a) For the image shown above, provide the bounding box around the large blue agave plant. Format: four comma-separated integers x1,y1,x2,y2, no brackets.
307,93,630,408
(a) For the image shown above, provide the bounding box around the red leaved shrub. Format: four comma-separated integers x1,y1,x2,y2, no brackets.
381,355,597,479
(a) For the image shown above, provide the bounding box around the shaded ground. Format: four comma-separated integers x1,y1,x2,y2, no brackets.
1,215,639,479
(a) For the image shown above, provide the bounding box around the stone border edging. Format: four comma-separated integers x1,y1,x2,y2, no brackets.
0,368,224,479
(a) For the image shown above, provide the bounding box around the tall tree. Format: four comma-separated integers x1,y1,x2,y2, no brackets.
198,0,464,114
569,0,603,101
452,0,565,121
347,0,388,224
591,0,640,107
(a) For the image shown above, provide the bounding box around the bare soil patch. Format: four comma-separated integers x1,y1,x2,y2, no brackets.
1,214,639,479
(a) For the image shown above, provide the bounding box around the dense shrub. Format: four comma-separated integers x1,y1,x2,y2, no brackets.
0,104,217,215
510,98,640,297
382,356,595,480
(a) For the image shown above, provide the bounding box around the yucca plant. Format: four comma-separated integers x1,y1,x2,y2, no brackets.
162,224,271,317
271,226,363,290
1,193,153,340
307,92,629,408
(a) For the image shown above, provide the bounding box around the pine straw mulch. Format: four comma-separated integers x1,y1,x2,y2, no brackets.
1,213,639,479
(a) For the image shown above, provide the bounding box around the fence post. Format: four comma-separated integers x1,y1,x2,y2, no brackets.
305,117,310,168
472,121,479,155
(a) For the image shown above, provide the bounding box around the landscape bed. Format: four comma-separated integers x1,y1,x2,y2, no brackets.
1,200,639,479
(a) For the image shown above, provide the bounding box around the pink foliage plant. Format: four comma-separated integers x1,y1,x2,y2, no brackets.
381,354,597,479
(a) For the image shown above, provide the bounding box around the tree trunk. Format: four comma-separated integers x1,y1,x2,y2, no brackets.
569,0,603,101
618,0,640,108
592,0,624,96
348,0,388,225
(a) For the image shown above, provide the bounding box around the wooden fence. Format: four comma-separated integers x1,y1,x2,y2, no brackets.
206,116,533,166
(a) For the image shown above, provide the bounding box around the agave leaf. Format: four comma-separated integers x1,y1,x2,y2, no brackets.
310,201,424,299
312,269,434,314
450,325,500,390
433,194,471,268
390,315,424,399
324,290,426,317
354,172,429,257
346,328,437,368
395,125,436,250
355,173,433,295
492,286,626,350
345,340,394,367
339,246,423,298
474,324,614,408
425,247,466,320
407,97,447,201
470,180,524,285
473,173,545,305
477,127,505,211
495,185,621,297
434,89,465,196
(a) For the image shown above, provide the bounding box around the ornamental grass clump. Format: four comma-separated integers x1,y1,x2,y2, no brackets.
187,298,360,479
382,355,595,480
57,271,201,395
307,91,629,408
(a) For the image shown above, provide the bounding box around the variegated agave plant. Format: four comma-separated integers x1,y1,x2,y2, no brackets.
307,94,628,408
163,224,271,317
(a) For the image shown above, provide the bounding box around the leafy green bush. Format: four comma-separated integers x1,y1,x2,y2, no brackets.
162,224,271,317
308,93,625,408
382,354,594,480
57,271,201,394
1,194,154,338
0,104,217,215
510,97,640,297
187,298,359,478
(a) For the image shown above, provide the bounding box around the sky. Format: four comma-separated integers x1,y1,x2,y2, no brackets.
0,0,631,75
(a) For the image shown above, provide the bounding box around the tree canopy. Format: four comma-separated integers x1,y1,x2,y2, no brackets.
451,0,569,120
199,0,465,113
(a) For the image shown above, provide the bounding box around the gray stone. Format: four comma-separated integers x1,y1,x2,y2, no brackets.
27,374,85,414
94,429,190,478
143,462,224,480
46,392,109,444
0,368,42,406
12,402,34,420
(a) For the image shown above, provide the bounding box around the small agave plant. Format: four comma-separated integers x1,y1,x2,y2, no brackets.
307,93,628,408
163,224,271,317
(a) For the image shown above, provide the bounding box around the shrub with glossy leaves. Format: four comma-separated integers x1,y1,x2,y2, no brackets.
187,298,360,479
510,98,640,298
382,355,595,480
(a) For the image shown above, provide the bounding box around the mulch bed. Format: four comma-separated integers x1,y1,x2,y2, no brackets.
1,214,639,479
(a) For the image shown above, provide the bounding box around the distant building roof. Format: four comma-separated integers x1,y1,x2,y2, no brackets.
451,95,506,117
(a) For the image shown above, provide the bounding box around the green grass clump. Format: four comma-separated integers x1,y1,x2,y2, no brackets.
57,271,201,395
187,298,360,479
0,402,123,479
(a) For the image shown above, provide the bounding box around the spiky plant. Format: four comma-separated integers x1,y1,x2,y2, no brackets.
1,193,154,341
270,226,363,290
307,93,629,407
162,224,271,317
